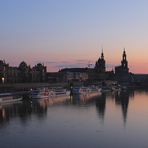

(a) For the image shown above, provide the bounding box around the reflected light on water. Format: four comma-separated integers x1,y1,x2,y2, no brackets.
0,90,148,148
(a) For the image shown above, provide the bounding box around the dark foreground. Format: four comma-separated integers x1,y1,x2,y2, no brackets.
0,90,148,148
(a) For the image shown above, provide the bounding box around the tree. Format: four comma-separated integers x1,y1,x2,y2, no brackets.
18,61,30,82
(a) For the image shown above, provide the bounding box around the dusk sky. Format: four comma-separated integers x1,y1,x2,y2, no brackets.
0,0,148,73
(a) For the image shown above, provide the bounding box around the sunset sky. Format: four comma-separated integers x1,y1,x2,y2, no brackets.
0,0,148,73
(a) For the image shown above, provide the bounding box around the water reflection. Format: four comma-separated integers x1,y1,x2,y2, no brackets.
1,90,148,148
0,103,21,126
95,94,106,120
70,94,96,105
0,89,146,126
115,91,129,124
0,96,72,126
0,100,47,126
115,90,135,124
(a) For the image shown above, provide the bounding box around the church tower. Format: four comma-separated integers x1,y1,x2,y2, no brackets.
121,49,129,73
115,49,130,83
95,49,106,73
121,49,128,69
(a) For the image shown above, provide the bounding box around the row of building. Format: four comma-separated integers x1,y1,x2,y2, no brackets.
48,49,148,86
1,49,148,85
51,49,130,83
0,61,47,83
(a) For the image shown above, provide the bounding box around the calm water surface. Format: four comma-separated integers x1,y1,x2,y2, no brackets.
0,90,148,148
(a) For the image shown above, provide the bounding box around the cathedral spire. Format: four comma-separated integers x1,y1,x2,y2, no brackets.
95,48,106,73
101,48,104,59
122,48,126,61
121,48,128,69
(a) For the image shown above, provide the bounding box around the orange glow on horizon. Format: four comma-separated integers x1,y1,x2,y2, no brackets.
4,47,148,74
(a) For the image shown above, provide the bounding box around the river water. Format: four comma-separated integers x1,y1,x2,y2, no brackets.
0,90,148,148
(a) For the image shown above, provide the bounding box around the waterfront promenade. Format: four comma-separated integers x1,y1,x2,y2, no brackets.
0,82,68,92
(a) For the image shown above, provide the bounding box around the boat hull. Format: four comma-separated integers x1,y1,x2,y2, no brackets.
0,96,22,105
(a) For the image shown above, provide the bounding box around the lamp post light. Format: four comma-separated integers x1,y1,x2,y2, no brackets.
2,77,5,84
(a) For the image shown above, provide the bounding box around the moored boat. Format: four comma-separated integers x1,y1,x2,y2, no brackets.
72,86,101,98
72,86,90,95
0,95,22,105
49,87,70,98
30,87,70,99
30,88,49,99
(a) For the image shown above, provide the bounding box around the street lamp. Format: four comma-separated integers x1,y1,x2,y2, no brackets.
2,77,5,84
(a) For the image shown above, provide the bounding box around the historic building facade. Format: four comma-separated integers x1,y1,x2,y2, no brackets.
115,49,129,74
95,50,106,73
0,60,47,83
59,68,88,82
0,60,9,83
2,49,147,85
115,49,131,83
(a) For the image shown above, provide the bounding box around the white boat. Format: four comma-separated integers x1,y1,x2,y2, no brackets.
49,87,70,98
30,87,70,99
72,86,90,95
86,86,102,98
30,88,49,99
0,93,13,97
89,86,101,92
0,96,22,105
72,86,101,97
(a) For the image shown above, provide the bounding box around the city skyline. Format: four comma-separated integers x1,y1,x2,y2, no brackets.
1,0,148,73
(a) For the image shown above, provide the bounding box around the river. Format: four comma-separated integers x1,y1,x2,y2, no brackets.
0,90,148,148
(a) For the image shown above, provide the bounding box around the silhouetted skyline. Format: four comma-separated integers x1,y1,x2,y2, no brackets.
1,0,148,73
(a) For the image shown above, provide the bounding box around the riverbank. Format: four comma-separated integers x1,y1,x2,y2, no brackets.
0,82,69,92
